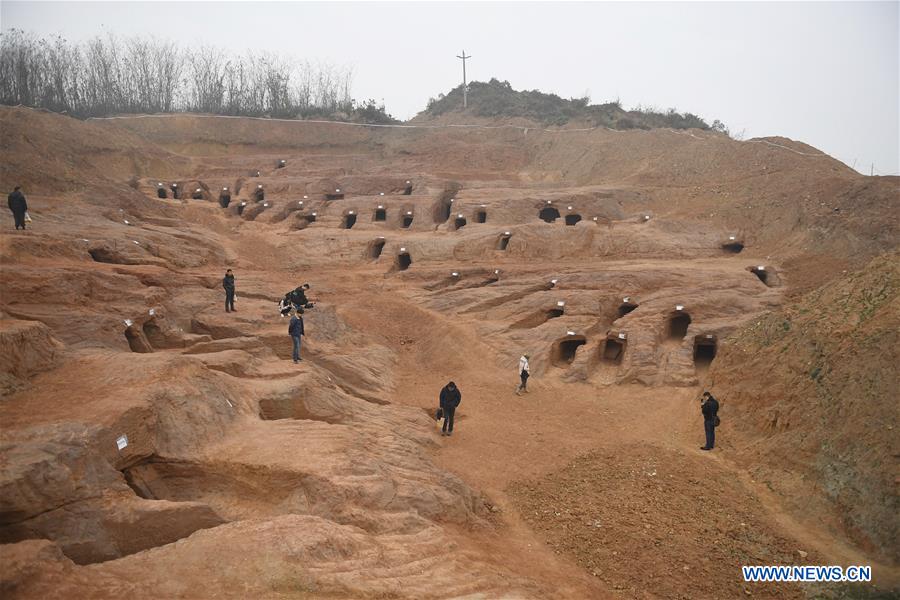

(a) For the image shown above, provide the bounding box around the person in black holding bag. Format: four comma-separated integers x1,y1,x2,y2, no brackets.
439,381,461,437
700,391,720,450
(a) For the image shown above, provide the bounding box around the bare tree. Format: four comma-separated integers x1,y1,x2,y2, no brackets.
0,30,375,121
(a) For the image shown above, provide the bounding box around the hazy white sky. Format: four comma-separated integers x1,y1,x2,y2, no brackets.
3,1,898,174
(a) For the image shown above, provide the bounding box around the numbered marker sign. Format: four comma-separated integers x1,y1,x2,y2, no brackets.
116,434,128,451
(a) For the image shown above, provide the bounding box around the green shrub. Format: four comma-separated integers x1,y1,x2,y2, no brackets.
420,79,718,131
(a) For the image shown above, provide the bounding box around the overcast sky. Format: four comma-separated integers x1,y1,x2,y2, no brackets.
3,1,898,174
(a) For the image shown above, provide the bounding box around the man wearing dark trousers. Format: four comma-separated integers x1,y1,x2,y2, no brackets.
700,391,720,450
223,269,236,312
439,381,461,437
8,186,27,230
289,309,305,363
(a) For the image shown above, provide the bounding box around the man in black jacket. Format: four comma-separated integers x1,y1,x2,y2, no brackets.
700,391,720,450
8,186,27,230
223,269,236,313
288,309,305,363
439,381,461,437
290,284,311,309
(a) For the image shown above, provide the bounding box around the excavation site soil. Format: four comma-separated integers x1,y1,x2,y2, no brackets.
1,106,898,599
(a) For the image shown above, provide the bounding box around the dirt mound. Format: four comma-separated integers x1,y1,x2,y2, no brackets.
709,253,900,563
0,107,189,194
509,445,818,599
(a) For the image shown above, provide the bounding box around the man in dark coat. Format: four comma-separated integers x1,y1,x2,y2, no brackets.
700,391,720,450
289,284,312,310
439,381,462,437
223,269,236,312
8,186,27,230
288,309,305,363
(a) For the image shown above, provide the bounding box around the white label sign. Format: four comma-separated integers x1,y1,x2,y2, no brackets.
116,435,128,451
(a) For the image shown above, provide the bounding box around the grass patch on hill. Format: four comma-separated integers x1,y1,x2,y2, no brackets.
422,78,725,131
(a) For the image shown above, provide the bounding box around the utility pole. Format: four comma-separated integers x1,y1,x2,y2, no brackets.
457,50,471,108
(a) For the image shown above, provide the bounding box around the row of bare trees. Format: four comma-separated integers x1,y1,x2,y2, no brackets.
0,29,356,118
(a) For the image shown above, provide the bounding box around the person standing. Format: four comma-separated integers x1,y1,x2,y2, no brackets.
289,309,305,363
439,381,461,437
8,186,27,230
516,353,531,395
223,269,236,312
700,391,720,450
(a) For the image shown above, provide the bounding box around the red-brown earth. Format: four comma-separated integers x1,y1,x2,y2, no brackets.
0,106,897,599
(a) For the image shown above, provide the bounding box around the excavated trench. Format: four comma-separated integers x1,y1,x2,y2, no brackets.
425,275,462,291
667,312,692,341
602,338,625,364
121,457,315,522
539,207,560,223
511,308,564,329
258,396,341,423
432,184,460,223
367,239,385,259
125,327,153,353
141,319,180,349
89,247,129,264
749,266,779,287
551,336,587,367
617,302,638,318
693,336,717,368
